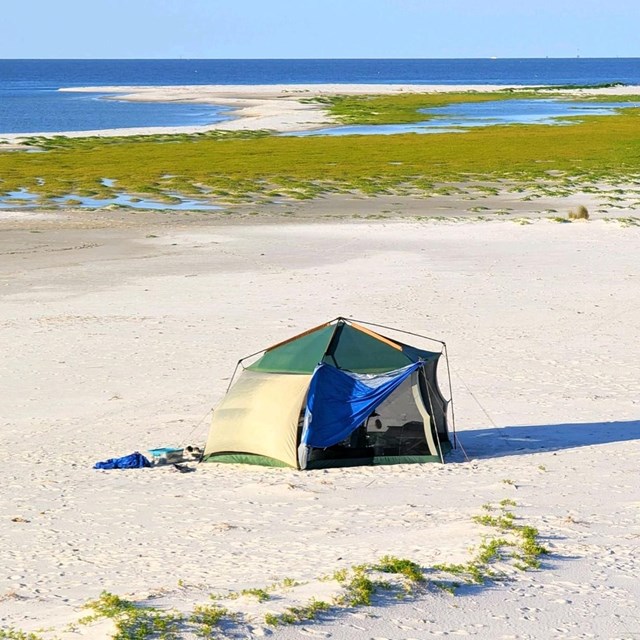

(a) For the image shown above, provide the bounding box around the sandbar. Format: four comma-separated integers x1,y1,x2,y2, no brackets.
1,82,639,142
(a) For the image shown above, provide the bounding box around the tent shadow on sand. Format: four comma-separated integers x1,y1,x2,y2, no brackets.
456,419,640,459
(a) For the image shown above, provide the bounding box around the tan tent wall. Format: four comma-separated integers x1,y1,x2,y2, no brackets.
204,370,311,468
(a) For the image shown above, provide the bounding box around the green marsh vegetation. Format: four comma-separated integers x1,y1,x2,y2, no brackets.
306,87,638,126
1,91,640,209
303,91,524,125
313,90,552,125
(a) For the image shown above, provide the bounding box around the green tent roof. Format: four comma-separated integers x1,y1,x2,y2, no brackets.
247,319,439,374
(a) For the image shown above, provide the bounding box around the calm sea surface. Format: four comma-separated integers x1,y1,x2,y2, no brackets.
1,58,639,134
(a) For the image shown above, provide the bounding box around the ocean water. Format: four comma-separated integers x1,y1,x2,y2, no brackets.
1,58,639,135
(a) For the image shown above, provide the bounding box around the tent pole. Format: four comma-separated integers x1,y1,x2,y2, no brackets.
199,360,244,464
226,360,243,394
238,347,266,365
347,317,456,448
442,343,457,450
345,317,446,347
424,374,445,464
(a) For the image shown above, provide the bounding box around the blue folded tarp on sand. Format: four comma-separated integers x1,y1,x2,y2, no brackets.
94,451,151,470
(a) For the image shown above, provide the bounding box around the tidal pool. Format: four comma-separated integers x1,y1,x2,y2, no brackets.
290,99,640,136
0,187,220,211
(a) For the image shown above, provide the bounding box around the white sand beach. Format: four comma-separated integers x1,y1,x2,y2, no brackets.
1,201,640,637
1,79,640,638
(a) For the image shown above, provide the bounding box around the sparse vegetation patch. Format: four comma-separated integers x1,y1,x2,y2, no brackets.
4,502,549,639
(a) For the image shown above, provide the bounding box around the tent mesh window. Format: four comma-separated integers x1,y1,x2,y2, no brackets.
365,376,429,456
306,375,437,465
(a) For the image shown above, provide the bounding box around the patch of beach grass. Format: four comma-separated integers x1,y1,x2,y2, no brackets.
434,502,548,587
79,591,183,640
240,587,271,602
605,215,640,226
16,502,549,639
264,598,332,626
188,604,230,637
0,630,43,640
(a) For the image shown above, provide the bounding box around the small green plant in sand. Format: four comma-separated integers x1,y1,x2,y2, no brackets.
279,577,301,589
79,592,236,639
188,604,229,637
433,501,548,589
373,555,425,586
330,567,348,583
473,509,516,529
481,506,548,569
263,613,281,626
343,565,386,606
79,591,183,640
210,585,273,603
0,630,43,640
476,537,511,565
327,556,426,611
264,598,331,626
240,587,271,602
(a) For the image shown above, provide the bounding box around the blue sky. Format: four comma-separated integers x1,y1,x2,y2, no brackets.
2,0,638,58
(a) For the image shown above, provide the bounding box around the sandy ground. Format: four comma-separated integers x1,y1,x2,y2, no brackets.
1,83,639,143
1,198,640,638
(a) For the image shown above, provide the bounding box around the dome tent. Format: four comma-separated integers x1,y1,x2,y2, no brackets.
203,318,454,469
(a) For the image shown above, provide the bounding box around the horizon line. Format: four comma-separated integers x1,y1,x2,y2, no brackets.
1,56,639,61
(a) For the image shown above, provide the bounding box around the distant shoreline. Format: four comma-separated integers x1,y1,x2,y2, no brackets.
0,82,638,143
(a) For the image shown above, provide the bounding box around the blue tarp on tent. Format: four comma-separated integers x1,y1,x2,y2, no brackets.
301,362,423,449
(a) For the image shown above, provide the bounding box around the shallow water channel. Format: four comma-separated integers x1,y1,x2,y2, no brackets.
0,184,221,212
289,98,640,136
